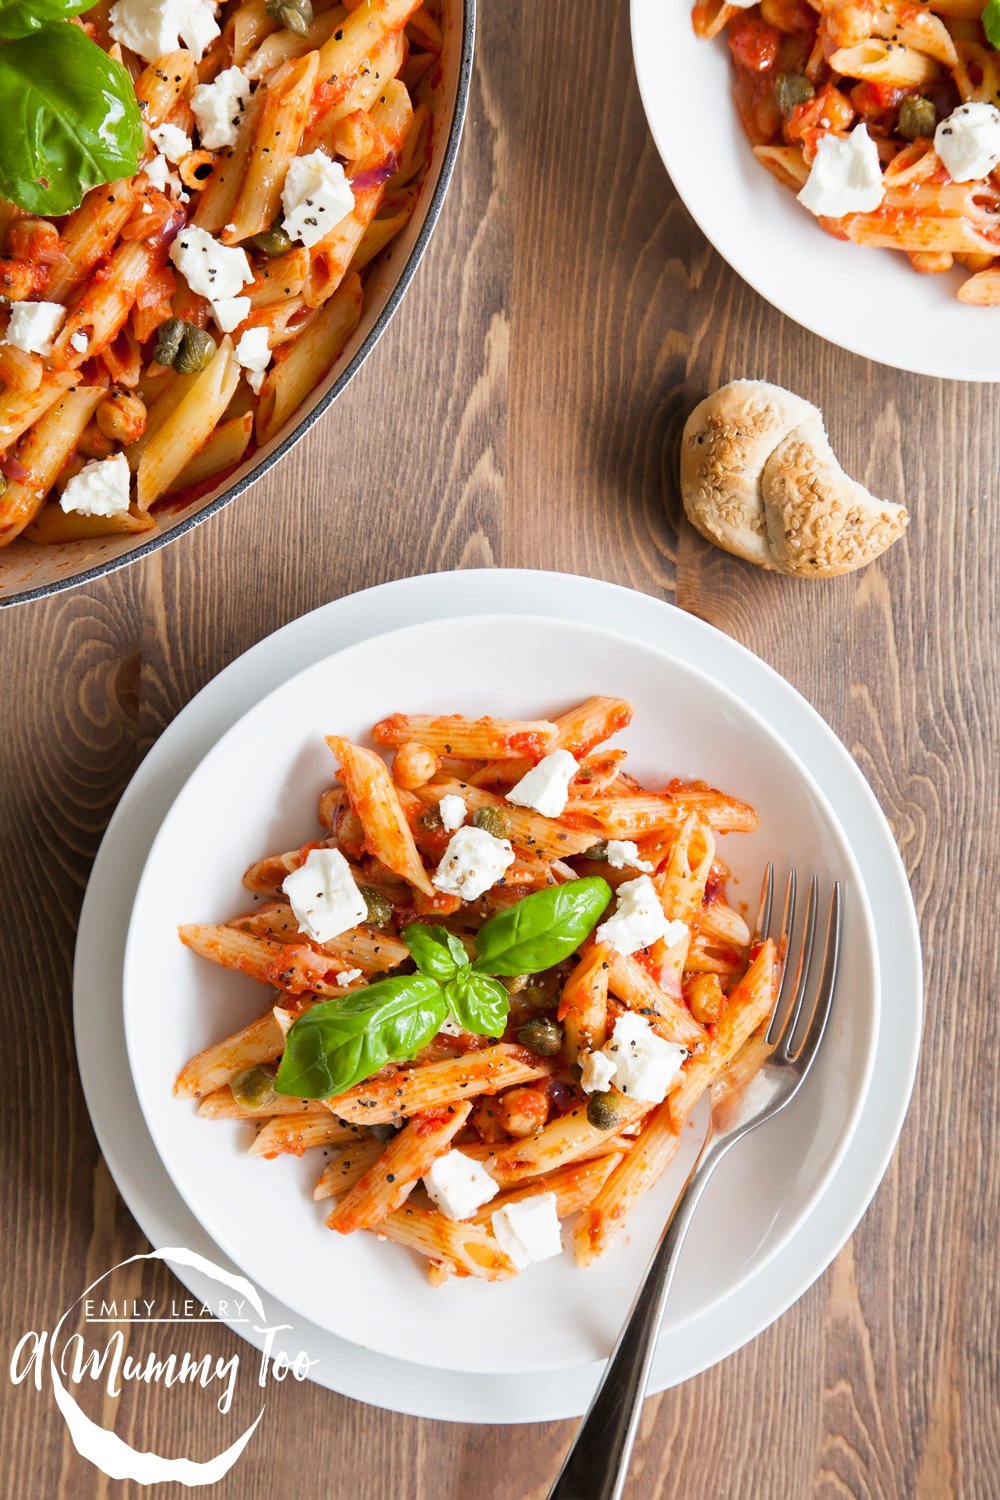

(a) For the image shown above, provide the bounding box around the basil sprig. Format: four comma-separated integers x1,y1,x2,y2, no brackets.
0,1,143,215
274,878,612,1099
985,0,1000,47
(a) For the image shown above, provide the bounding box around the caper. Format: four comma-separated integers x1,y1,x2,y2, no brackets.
472,806,507,839
231,1065,277,1110
266,0,313,36
774,72,815,118
250,223,294,257
586,1090,627,1131
173,324,217,375
501,974,529,995
419,806,443,831
520,983,554,1010
582,841,608,861
359,884,394,929
369,1122,398,1142
898,94,937,142
152,316,185,367
517,1017,563,1056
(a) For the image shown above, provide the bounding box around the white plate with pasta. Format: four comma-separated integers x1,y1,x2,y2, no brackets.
122,612,879,1374
632,0,1000,379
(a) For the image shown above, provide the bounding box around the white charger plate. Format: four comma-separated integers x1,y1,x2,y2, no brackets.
74,569,922,1419
630,0,1000,380
122,614,879,1375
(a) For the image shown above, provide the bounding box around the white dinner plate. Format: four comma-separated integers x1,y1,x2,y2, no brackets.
74,569,922,1419
122,614,879,1375
630,0,1000,380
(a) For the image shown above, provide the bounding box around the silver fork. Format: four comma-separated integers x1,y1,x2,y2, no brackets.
547,865,842,1500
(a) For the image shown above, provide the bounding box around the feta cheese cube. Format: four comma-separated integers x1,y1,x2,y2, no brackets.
934,102,1000,182
150,122,191,163
601,1012,686,1104
438,793,467,831
169,226,253,301
191,66,250,150
59,453,132,517
143,154,183,198
797,125,885,219
235,326,271,392
335,967,363,988
579,1049,616,1094
109,0,220,63
491,1193,562,1269
69,331,90,354
4,301,65,356
595,875,685,956
281,150,355,249
438,1013,465,1037
506,749,578,818
210,295,250,334
605,839,653,872
281,847,367,944
432,824,515,901
423,1150,499,1220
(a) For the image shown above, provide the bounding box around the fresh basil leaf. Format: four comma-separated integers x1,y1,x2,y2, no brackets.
0,25,143,215
273,974,446,1099
402,922,469,983
443,971,509,1038
0,0,99,40
984,0,1000,47
472,877,612,976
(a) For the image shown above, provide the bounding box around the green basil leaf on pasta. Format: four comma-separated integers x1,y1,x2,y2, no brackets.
402,922,469,983
0,25,143,214
984,0,1000,47
443,971,509,1038
472,877,612,976
273,974,447,1099
0,0,100,40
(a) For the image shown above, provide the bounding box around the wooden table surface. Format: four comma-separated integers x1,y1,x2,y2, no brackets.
2,2,998,1497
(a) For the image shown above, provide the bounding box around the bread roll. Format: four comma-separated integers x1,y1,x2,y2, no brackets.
680,380,908,578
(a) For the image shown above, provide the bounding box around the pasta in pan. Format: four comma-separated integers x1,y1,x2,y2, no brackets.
175,698,782,1282
694,0,1000,300
0,0,439,547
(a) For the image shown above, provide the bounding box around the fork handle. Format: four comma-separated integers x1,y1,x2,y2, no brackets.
547,1141,723,1500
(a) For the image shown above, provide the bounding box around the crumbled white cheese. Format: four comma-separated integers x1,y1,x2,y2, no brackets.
491,1194,562,1269
601,1012,686,1104
605,839,653,873
439,794,467,831
210,295,250,334
109,0,220,63
234,326,271,393
935,102,1000,182
150,122,191,163
281,847,367,944
432,824,515,901
169,225,253,301
59,453,131,517
423,1150,499,1220
595,875,685,956
144,153,187,200
191,66,250,150
335,967,363,988
579,1049,616,1095
69,331,90,354
506,749,578,818
4,301,65,356
438,1013,465,1037
797,124,884,218
281,150,355,249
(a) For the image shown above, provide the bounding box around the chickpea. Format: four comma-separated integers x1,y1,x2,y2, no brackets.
77,421,116,460
392,741,440,790
688,973,725,1026
96,389,147,445
497,1086,550,1139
